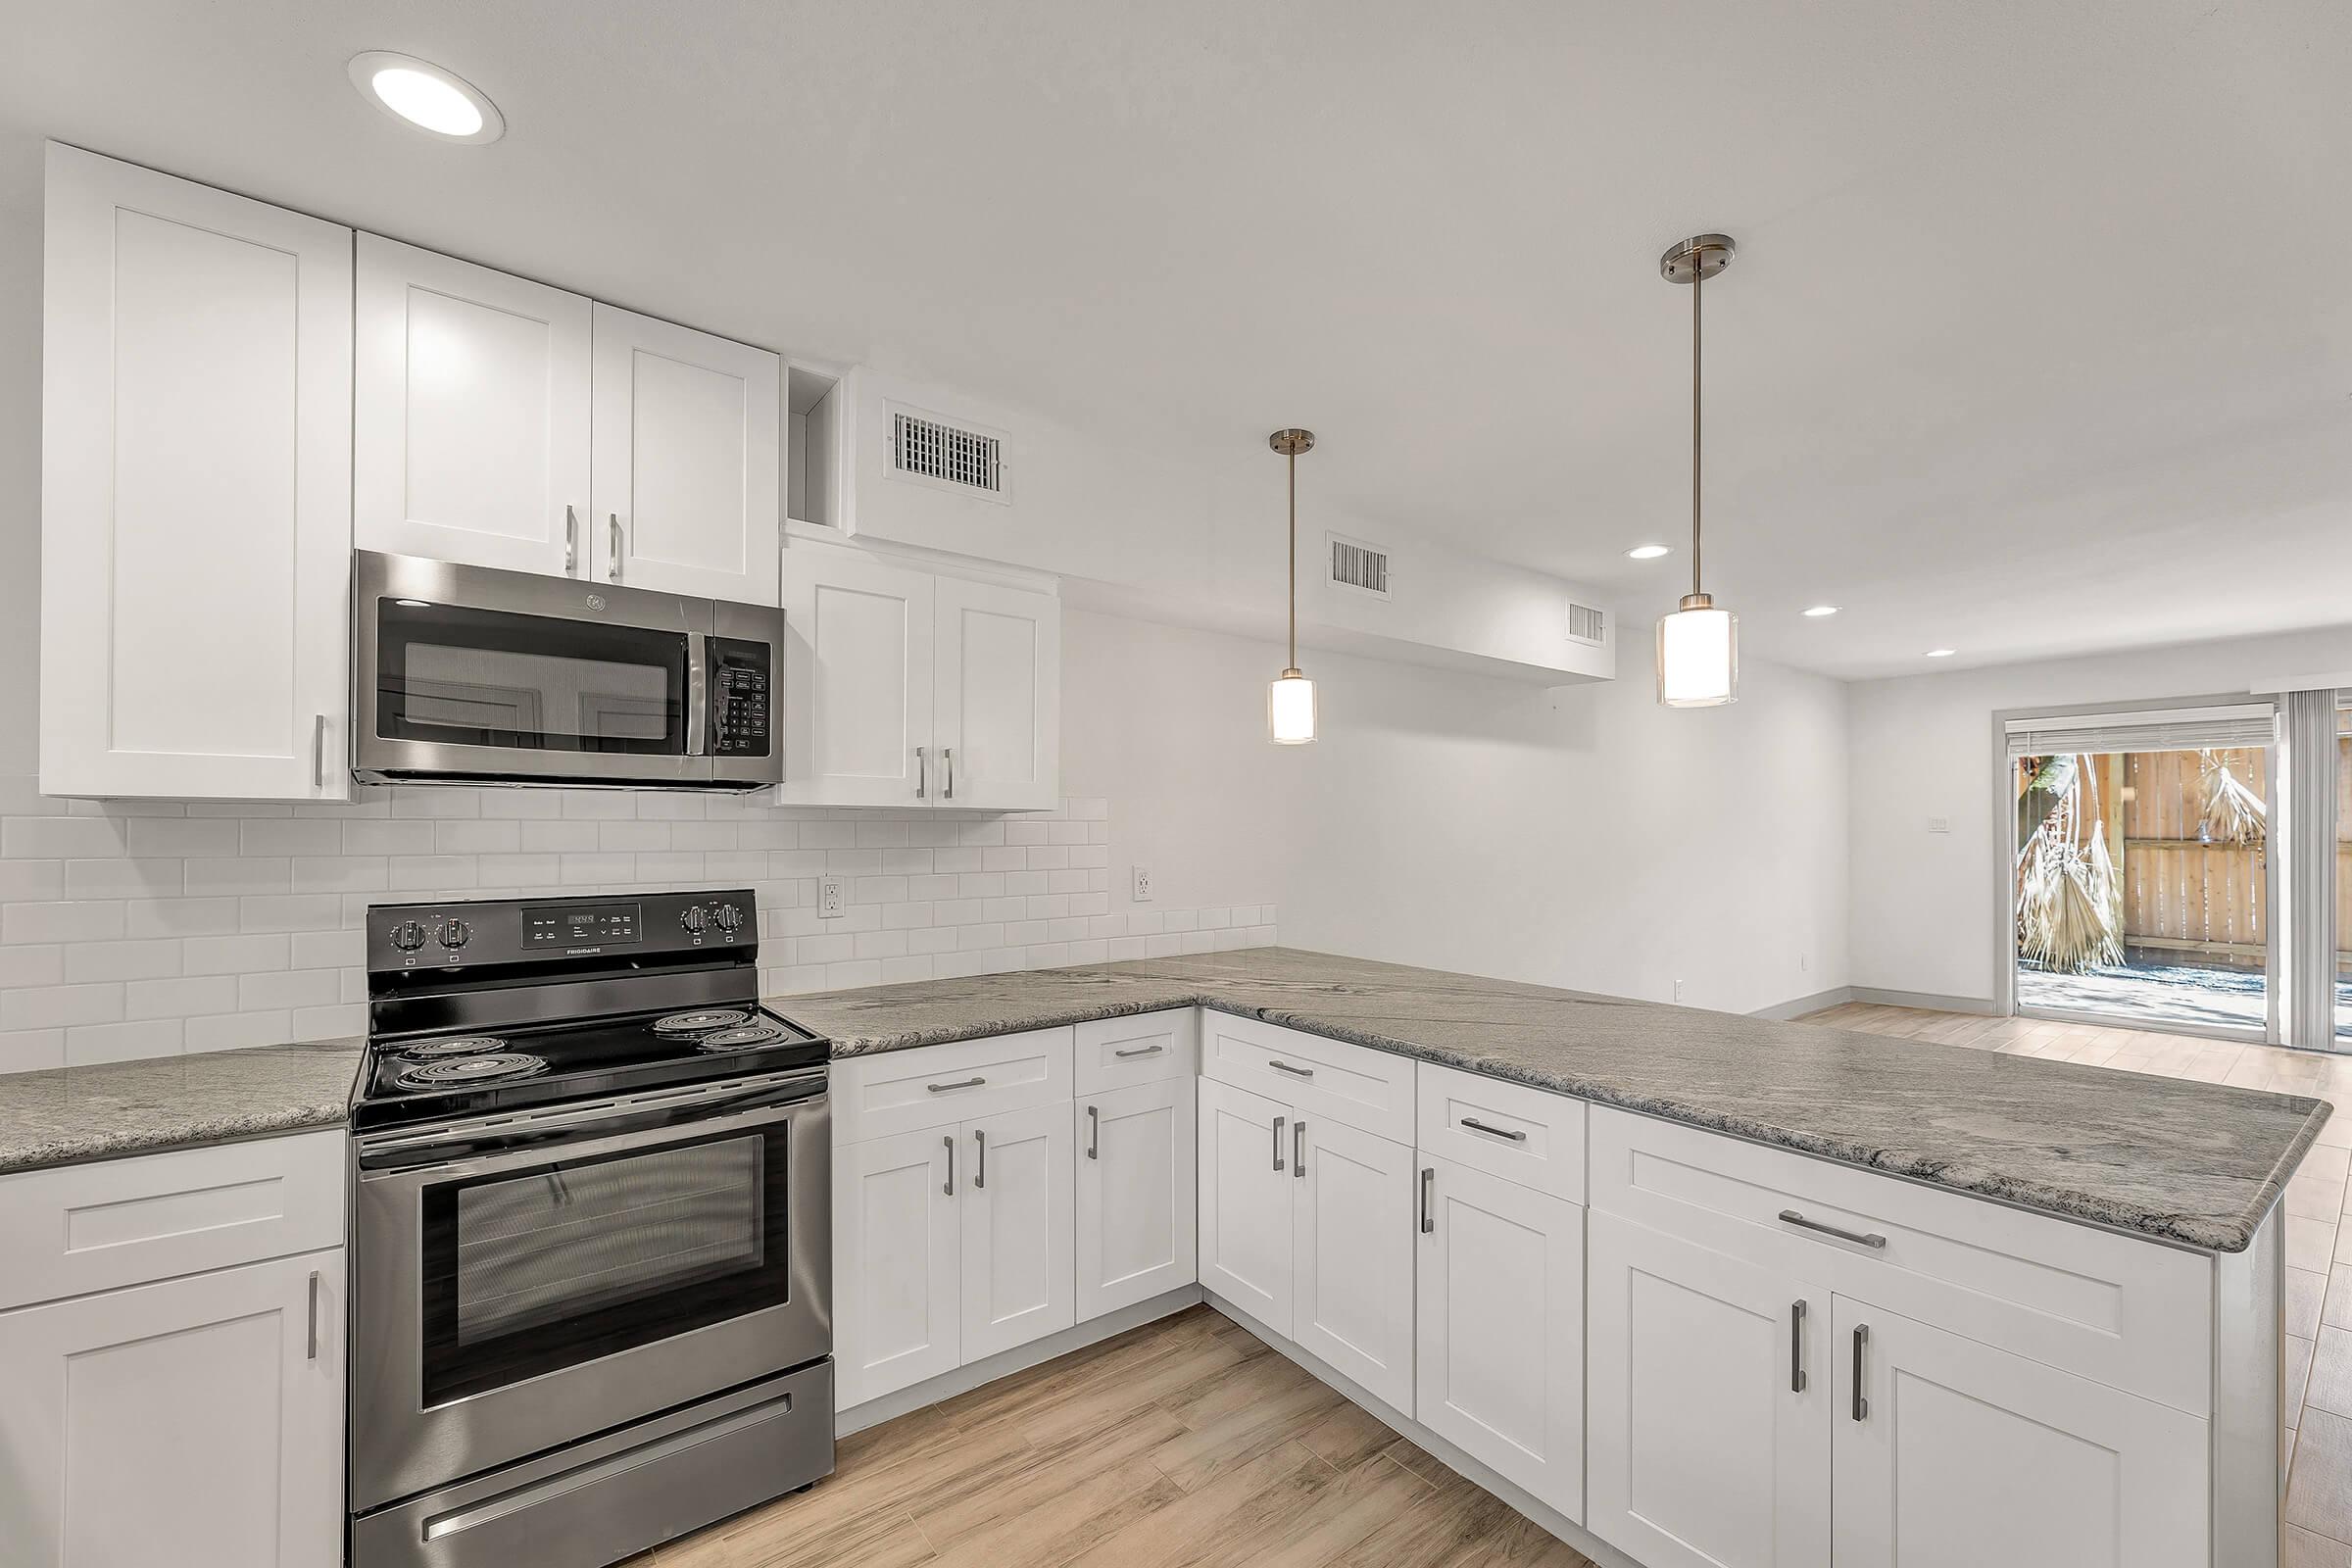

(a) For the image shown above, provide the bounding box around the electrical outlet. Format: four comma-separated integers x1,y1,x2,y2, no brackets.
1927,815,1951,834
1131,864,1153,902
1673,978,1685,1003
817,875,846,918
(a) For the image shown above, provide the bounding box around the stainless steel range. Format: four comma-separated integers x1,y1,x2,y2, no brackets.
347,889,832,1568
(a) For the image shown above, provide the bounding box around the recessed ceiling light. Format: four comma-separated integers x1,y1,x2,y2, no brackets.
1925,648,1957,658
1801,605,1840,617
1626,544,1672,560
349,52,504,143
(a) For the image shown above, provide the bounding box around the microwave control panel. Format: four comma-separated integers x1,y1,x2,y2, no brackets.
709,637,772,758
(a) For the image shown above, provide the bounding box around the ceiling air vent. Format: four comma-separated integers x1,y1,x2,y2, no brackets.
1328,534,1390,600
1567,603,1607,645
889,404,1009,503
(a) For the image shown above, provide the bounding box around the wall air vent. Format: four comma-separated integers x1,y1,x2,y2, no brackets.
1328,534,1391,601
1567,603,1607,645
889,404,1009,503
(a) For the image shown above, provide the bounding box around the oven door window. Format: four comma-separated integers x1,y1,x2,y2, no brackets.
419,1124,791,1406
376,601,688,756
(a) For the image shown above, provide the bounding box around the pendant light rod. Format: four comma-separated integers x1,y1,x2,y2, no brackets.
1660,234,1735,611
1691,254,1703,602
1269,427,1315,675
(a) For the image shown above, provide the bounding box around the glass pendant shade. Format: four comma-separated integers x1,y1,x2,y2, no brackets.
1268,670,1317,744
1656,600,1738,707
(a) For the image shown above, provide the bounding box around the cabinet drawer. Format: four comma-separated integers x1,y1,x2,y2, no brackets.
1415,1062,1585,1203
1588,1105,2213,1416
1200,1011,1414,1143
0,1131,345,1310
832,1028,1073,1142
1074,1009,1199,1095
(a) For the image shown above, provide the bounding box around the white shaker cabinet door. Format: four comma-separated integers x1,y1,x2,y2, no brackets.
0,1249,343,1568
1197,1077,1296,1337
1831,1298,2208,1568
932,573,1060,810
355,233,592,577
958,1101,1075,1363
834,1127,960,1409
589,303,780,604
778,543,937,806
1413,1153,1584,1521
1293,1114,1416,1414
41,144,353,800
1075,1077,1198,1321
1586,1211,1832,1568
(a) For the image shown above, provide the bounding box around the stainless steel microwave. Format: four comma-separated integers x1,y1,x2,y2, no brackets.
353,551,779,790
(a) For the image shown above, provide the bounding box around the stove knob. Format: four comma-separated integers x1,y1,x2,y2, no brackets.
714,904,743,934
438,918,471,951
680,906,709,934
390,919,428,953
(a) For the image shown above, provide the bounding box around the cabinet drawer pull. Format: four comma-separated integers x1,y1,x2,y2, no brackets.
1851,1324,1870,1421
974,1127,987,1189
1268,1059,1314,1079
1790,1299,1807,1393
1294,1119,1306,1179
307,1269,321,1361
944,746,955,801
1420,1167,1435,1234
915,745,927,800
311,713,328,789
1112,1044,1165,1059
927,1076,985,1094
1779,1208,1886,1250
943,1135,955,1196
1459,1117,1526,1142
1086,1104,1100,1159
1273,1115,1286,1172
608,513,622,582
564,504,579,573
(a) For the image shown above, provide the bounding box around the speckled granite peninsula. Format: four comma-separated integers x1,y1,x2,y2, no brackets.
0,1037,364,1176
773,946,2329,1252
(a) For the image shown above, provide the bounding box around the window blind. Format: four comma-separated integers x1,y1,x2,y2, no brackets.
2002,703,2278,759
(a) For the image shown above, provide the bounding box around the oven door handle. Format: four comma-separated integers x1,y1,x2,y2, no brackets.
686,634,711,760
356,1073,825,1176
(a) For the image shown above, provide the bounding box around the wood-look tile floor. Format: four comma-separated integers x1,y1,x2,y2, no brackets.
1803,1001,2352,1566
643,1303,1594,1568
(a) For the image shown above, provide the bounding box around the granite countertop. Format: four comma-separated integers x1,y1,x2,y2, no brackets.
772,947,2331,1252
0,1038,365,1177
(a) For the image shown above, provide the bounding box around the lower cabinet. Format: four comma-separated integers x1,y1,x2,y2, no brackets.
1075,1076,1198,1320
959,1102,1076,1364
1198,1077,1298,1331
1414,1153,1584,1521
0,1248,345,1567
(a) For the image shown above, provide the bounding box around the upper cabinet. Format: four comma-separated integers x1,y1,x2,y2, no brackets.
40,144,354,801
778,531,1059,810
356,238,780,605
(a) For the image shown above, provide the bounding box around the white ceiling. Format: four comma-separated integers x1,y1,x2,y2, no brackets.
5,0,2348,679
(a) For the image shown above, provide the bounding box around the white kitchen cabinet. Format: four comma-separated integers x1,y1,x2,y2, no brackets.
1076,1077,1198,1321
779,532,1060,809
1832,1298,2208,1568
1585,1209,1831,1568
1413,1153,1584,1521
355,233,593,578
833,1126,961,1408
958,1101,1075,1362
1294,1114,1416,1412
590,303,781,603
1197,1077,1298,1334
40,143,353,801
0,1248,344,1567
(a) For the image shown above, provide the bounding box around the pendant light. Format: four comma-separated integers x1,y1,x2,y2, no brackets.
1655,233,1740,708
1267,427,1317,744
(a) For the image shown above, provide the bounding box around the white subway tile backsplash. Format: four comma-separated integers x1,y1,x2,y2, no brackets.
185,857,292,897
67,1018,182,1066
240,819,344,858
5,816,129,858
185,933,292,974
63,858,183,900
62,940,182,984
125,818,239,858
0,1028,67,1073
344,819,438,857
124,975,239,1019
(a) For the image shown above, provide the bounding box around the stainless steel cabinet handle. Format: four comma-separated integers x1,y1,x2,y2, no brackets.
1268,1059,1314,1079
1420,1167,1435,1234
927,1076,985,1093
564,504,578,573
943,1135,954,1196
1459,1117,1526,1142
916,746,927,800
1086,1104,1100,1159
973,1127,987,1189
1273,1115,1286,1171
1294,1119,1305,1179
1112,1044,1164,1059
307,1270,321,1360
311,714,327,789
1790,1299,1807,1393
944,746,955,801
1779,1208,1886,1250
608,513,622,582
1851,1324,1869,1421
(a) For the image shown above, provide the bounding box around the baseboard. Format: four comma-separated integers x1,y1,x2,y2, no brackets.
1848,985,2005,1015
835,1285,1202,1436
1201,1291,1645,1568
1750,985,1852,1020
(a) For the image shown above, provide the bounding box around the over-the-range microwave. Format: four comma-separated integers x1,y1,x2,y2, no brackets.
352,550,779,790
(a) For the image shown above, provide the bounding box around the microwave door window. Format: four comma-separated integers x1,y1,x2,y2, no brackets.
378,602,688,756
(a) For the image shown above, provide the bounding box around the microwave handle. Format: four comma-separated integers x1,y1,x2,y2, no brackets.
686,635,710,760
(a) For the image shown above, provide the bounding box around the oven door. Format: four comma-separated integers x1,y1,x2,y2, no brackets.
354,550,711,786
351,1071,829,1511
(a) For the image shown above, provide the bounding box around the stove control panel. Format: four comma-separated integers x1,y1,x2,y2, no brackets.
367,889,759,978
525,905,639,949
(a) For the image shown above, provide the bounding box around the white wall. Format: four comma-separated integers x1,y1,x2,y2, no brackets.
1063,608,1852,1015
1847,625,2352,1004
